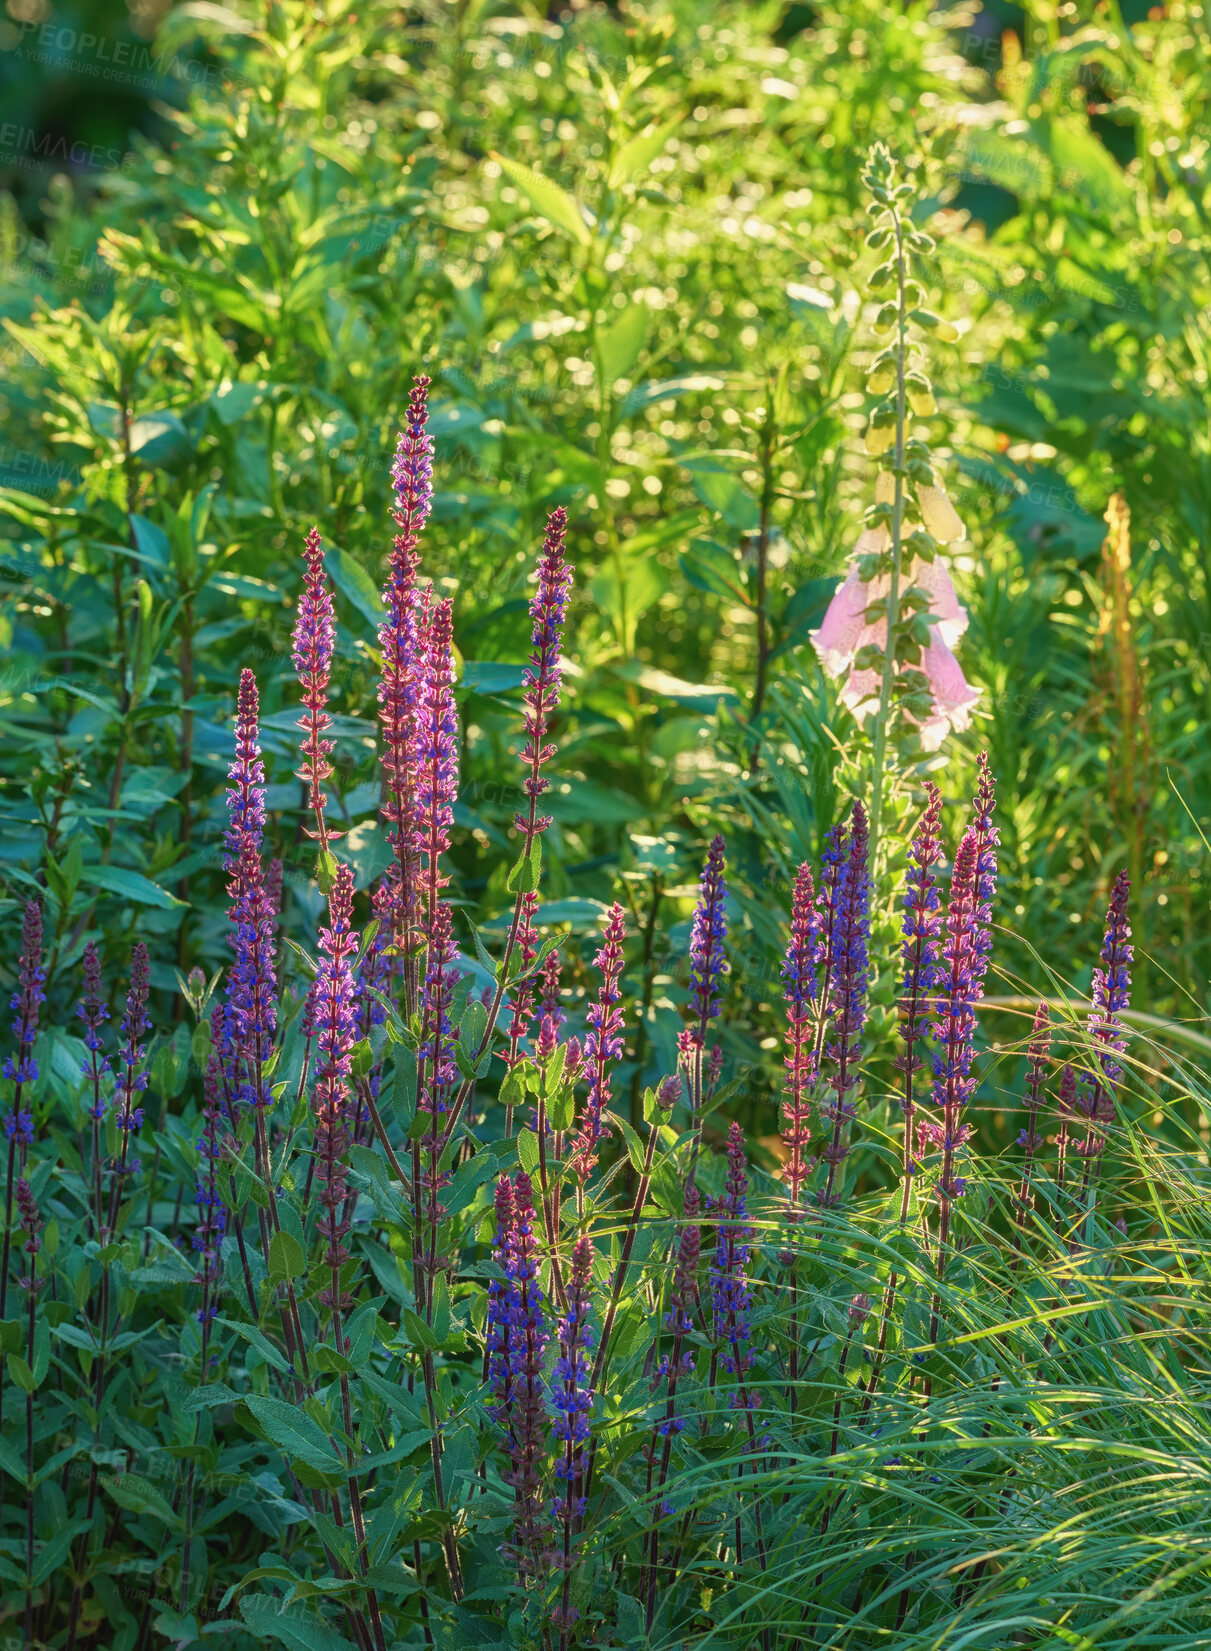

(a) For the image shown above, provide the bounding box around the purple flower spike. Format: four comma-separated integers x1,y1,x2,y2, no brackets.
412,593,459,924
292,526,338,851
550,1234,596,1520
781,862,822,1211
15,1176,42,1295
898,784,945,1148
312,864,360,1312
488,1172,550,1571
926,762,998,1203
77,941,111,1124
688,834,728,1046
223,669,277,1112
517,508,574,837
1087,870,1132,1126
569,904,627,1183
391,375,435,576
710,1122,755,1402
3,901,45,1117
820,803,871,1204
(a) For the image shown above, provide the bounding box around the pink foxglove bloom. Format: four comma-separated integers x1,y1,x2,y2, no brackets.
811,547,979,751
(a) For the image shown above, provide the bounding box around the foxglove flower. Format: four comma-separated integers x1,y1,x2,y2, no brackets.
223,669,277,1111
820,803,871,1203
311,863,360,1313
517,508,574,837
780,862,822,1210
569,904,627,1182
3,900,45,1142
811,503,979,750
709,1123,756,1405
292,526,338,849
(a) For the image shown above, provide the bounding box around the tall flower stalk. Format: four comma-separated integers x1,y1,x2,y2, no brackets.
814,145,977,865
780,862,822,1215
569,904,627,1196
438,510,574,1154
820,802,871,1207
292,526,338,851
78,941,110,1242
310,862,388,1651
644,1183,700,1627
550,1235,596,1649
683,834,728,1182
1072,871,1132,1242
1012,1001,1052,1262
924,764,998,1368
1,900,44,1321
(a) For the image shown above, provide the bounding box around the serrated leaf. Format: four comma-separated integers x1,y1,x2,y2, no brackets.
269,1229,306,1283
516,1128,540,1176
245,1394,347,1477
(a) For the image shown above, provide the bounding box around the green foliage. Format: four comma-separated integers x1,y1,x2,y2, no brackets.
1,0,1211,1646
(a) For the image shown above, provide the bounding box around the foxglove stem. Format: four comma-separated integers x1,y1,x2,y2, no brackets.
684,835,728,1183
569,904,627,1197
865,178,909,869
292,526,338,850
1,900,44,1321
1012,1001,1051,1262
821,802,871,1207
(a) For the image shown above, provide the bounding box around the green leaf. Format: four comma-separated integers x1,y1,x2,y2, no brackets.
239,1596,359,1651
616,1117,648,1178
269,1230,306,1283
491,152,592,246
78,865,187,910
245,1394,347,1477
101,1471,183,1530
546,1084,574,1134
390,1047,417,1126
506,837,542,894
401,1308,439,1352
597,305,649,384
516,1127,540,1176
327,545,384,630
608,116,683,187
6,1353,36,1393
218,1318,292,1375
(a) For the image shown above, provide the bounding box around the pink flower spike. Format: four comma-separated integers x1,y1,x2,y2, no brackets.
292,526,340,850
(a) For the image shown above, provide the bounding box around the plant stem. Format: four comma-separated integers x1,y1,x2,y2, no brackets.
865,212,909,871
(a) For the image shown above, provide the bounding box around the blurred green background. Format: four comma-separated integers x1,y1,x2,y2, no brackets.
1,0,1208,1150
